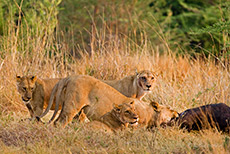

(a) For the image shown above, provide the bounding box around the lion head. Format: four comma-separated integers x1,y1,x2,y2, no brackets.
136,70,157,92
16,75,38,103
148,101,179,128
112,101,139,126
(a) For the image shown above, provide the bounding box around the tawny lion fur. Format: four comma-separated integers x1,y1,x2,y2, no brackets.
82,99,178,129
39,75,177,128
85,102,138,133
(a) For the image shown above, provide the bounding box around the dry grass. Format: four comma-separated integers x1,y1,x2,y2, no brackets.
1,17,230,153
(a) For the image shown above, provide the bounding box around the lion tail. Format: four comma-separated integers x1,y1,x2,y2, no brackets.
36,80,60,121
48,79,67,123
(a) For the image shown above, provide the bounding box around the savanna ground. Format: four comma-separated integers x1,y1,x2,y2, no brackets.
1,1,230,153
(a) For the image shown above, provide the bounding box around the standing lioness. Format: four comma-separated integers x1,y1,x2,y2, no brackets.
103,70,157,100
38,75,141,128
16,75,60,119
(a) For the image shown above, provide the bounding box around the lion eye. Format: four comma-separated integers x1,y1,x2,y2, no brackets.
151,77,154,80
141,77,146,81
23,87,27,91
31,87,34,91
125,110,130,114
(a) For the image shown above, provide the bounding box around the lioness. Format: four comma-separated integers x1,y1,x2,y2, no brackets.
103,70,157,100
16,75,60,119
38,75,177,128
81,100,178,129
85,102,138,133
144,101,179,129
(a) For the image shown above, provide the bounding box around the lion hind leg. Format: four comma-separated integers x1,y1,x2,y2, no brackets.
54,105,78,128
54,98,87,128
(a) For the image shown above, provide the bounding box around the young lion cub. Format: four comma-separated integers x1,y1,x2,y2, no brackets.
103,70,157,100
85,102,138,133
16,75,60,119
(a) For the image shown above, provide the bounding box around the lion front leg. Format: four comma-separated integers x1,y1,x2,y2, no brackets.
21,103,44,123
28,100,44,122
33,106,43,118
25,103,34,118
20,103,35,122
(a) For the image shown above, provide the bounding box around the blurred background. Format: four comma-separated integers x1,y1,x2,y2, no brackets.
0,0,229,59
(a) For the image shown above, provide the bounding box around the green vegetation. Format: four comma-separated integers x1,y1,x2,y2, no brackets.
1,0,229,58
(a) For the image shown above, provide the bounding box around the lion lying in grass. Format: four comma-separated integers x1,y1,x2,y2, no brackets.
135,101,178,129
38,75,177,128
84,102,138,133
16,75,60,120
79,100,178,129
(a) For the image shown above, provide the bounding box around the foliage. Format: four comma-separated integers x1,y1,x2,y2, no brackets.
1,0,229,59
134,0,229,57
0,0,61,57
57,0,230,59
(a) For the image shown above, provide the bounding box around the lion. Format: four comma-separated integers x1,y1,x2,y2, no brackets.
84,102,138,133
80,100,178,129
37,75,177,128
16,75,60,119
103,70,157,100
144,101,179,129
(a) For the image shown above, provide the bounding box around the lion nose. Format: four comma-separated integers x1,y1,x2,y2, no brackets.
27,96,31,100
146,85,151,88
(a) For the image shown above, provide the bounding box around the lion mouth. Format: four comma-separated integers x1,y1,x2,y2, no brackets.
22,97,30,102
129,121,138,126
129,118,139,126
143,88,151,92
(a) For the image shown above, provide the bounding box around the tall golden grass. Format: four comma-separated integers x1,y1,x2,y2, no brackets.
0,11,230,153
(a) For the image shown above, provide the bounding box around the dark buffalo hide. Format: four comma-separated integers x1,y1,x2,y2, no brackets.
168,103,230,132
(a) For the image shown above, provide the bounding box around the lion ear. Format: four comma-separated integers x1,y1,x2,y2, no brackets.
113,103,121,112
154,73,159,78
129,101,135,106
135,69,139,76
151,101,161,112
30,76,37,82
16,75,21,82
172,111,179,118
